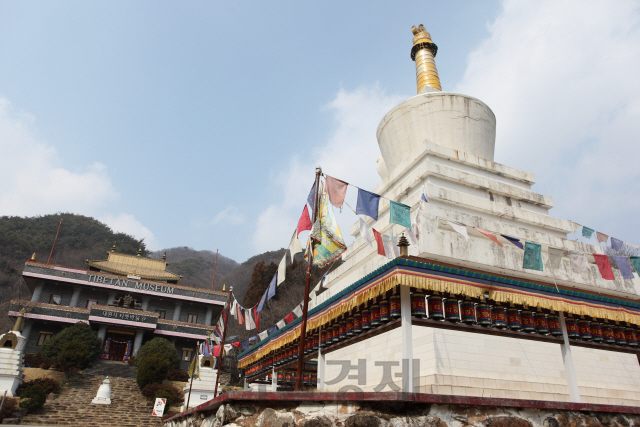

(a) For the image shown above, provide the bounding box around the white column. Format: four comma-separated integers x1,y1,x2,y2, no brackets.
21,321,33,343
97,325,108,342
559,312,580,402
400,286,414,393
173,303,182,321
69,287,81,307
317,339,325,392
141,297,150,312
107,292,117,305
132,330,144,356
272,366,277,391
205,306,214,326
31,283,44,302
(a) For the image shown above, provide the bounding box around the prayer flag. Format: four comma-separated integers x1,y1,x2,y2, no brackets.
258,330,268,341
254,307,260,329
501,234,523,249
614,256,634,279
325,175,348,208
390,201,411,229
189,353,199,380
373,228,385,256
293,304,303,317
421,184,429,204
237,305,244,325
249,336,257,343
356,189,380,220
596,232,609,244
230,300,237,319
297,206,312,236
245,308,256,330
240,340,250,351
276,319,286,329
392,233,401,257
212,345,221,357
382,234,395,259
231,342,241,348
307,182,316,210
407,228,418,246
267,325,277,335
572,252,588,273
523,242,543,271
474,227,503,247
548,248,564,270
277,255,286,286
288,230,302,262
627,243,640,249
611,237,624,251
267,273,277,300
224,344,233,353
449,221,469,240
257,289,267,312
309,186,346,266
359,218,375,247
582,226,595,239
593,254,614,280
284,312,294,324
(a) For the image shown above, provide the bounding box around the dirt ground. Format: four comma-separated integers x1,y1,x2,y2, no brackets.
23,367,65,383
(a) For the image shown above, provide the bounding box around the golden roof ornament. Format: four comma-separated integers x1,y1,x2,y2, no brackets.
411,25,441,93
30,253,36,261
137,248,142,257
162,251,167,262
13,309,25,332
111,243,117,252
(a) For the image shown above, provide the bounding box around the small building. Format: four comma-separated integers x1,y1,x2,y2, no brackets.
9,247,227,369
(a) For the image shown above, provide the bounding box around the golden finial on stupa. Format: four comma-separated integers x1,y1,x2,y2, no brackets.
13,309,25,332
137,248,142,257
30,253,36,261
411,25,441,93
162,251,167,262
222,284,226,291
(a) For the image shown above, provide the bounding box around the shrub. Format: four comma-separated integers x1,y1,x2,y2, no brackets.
136,352,171,389
134,338,180,369
167,369,190,382
40,323,101,369
141,384,183,408
19,384,47,413
16,378,62,396
0,397,18,423
58,340,86,372
24,353,56,370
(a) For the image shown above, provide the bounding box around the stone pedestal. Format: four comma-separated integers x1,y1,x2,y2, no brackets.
183,355,220,408
0,331,26,397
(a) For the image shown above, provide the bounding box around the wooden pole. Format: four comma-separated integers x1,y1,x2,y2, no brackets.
295,167,321,391
211,249,219,290
47,219,63,264
214,286,232,397
186,361,195,409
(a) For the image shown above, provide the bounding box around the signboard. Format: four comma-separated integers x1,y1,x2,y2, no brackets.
88,274,176,295
152,398,166,417
89,307,157,326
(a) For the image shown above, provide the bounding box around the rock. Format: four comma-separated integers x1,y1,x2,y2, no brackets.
217,404,240,425
257,408,296,427
389,416,447,427
302,416,333,427
2,418,20,424
481,417,533,427
345,414,383,427
543,417,560,427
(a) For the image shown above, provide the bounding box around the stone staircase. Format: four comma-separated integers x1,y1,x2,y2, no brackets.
20,361,163,426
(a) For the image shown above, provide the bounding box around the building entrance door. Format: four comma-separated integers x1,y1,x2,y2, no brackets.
101,328,135,362
108,340,128,361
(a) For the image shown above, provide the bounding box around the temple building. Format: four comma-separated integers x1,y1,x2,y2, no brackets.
239,25,640,406
9,247,226,369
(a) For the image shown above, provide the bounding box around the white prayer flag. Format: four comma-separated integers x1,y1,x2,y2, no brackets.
382,234,395,259
627,242,640,249
392,234,401,257
548,248,564,270
230,300,237,319
359,218,375,247
276,320,286,329
448,221,469,240
407,228,418,246
571,252,587,273
288,230,303,262
258,330,268,341
293,304,303,317
245,309,256,330
277,255,287,286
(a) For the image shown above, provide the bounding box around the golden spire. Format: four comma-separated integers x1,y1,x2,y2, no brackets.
162,251,167,262
411,25,441,93
13,309,25,332
30,253,36,261
222,284,226,291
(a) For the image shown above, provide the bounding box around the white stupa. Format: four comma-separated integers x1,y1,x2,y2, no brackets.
0,310,27,396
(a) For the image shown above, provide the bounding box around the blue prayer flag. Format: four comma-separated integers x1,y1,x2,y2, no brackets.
267,273,277,300
240,340,250,351
614,256,634,279
611,237,624,251
523,241,543,271
389,201,411,229
582,226,595,239
267,325,277,335
501,234,523,250
307,183,316,210
257,288,267,312
249,336,257,342
356,189,380,220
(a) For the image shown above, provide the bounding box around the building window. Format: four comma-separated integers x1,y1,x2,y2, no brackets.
187,314,198,324
49,294,62,305
155,309,166,319
86,300,98,309
181,349,193,361
37,332,53,346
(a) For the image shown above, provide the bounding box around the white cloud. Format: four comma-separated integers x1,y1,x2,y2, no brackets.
455,0,640,241
100,213,159,250
252,85,405,253
0,96,160,248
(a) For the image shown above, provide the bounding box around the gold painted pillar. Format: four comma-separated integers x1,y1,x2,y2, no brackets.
411,25,441,93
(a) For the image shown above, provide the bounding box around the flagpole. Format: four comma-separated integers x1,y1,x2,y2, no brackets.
214,286,232,397
186,345,198,409
211,249,219,290
295,167,321,391
47,219,63,264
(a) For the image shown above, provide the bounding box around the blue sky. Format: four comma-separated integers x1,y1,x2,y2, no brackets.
1,1,639,262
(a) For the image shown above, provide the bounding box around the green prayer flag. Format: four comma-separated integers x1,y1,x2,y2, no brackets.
582,226,595,239
630,257,640,275
389,201,411,229
523,241,543,271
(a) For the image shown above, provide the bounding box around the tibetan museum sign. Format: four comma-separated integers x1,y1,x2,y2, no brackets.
89,307,158,327
88,274,175,295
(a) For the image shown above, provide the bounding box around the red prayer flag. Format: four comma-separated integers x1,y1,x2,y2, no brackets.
593,254,614,280
297,205,312,236
372,228,385,256
254,307,260,329
474,227,503,247
325,175,348,208
231,342,241,348
284,312,294,323
212,345,221,357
